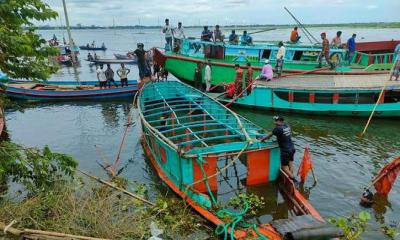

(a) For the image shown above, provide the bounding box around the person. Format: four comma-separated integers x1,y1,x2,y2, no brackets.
117,63,130,87
318,32,334,69
257,60,273,81
240,31,252,45
346,34,357,65
332,31,342,47
86,43,90,48
173,22,185,52
213,25,224,42
94,53,99,60
234,64,243,97
162,18,173,51
96,65,107,89
201,26,213,41
131,43,151,81
275,41,286,78
87,53,93,61
63,37,67,45
101,42,106,49
204,60,212,92
194,63,202,90
105,64,118,88
290,27,301,43
390,43,400,81
228,30,239,45
91,40,95,48
153,62,161,81
260,116,296,181
245,62,253,95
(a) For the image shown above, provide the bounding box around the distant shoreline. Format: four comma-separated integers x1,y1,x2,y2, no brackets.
36,22,400,30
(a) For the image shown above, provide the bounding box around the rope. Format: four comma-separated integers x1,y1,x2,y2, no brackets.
225,79,257,108
196,154,218,205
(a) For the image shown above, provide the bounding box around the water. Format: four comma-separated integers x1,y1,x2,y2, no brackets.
4,27,400,239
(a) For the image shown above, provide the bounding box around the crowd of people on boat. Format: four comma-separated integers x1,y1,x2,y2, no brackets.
96,63,131,88
85,41,106,49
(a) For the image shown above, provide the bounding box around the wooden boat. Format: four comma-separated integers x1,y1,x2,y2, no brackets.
209,74,400,117
114,53,135,60
9,79,138,86
87,59,137,65
138,81,341,239
79,45,107,51
154,39,400,86
2,83,138,102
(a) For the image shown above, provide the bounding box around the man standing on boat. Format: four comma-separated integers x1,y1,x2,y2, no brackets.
96,65,107,89
390,43,400,81
173,22,185,53
204,60,212,92
234,64,243,97
260,116,296,181
317,32,334,70
213,25,224,42
105,64,118,88
275,41,286,78
228,30,239,45
194,63,203,90
117,63,130,87
290,27,301,43
245,62,253,95
332,31,342,48
346,34,357,65
201,26,213,41
162,19,173,51
131,43,151,82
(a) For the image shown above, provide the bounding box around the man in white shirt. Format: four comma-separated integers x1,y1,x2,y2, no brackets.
173,22,185,53
96,65,107,89
275,41,286,78
162,18,173,51
117,63,131,87
204,60,212,92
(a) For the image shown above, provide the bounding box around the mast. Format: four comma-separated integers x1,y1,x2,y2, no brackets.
61,0,76,63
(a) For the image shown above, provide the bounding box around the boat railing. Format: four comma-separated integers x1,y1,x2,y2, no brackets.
352,51,395,69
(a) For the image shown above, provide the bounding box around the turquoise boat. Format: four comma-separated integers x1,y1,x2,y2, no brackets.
209,74,400,117
138,81,341,239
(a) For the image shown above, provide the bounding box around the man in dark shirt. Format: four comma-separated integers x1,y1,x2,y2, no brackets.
260,116,296,181
201,26,213,41
105,64,118,88
132,43,151,81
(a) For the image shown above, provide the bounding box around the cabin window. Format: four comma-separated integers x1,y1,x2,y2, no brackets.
274,91,289,101
293,92,309,103
261,49,271,59
293,51,303,61
314,93,332,104
357,93,377,104
339,93,357,104
383,91,400,103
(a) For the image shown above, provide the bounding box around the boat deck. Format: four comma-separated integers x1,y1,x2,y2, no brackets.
257,74,400,90
140,81,266,153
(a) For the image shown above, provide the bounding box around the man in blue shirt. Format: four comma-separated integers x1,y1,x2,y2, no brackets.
201,26,213,41
228,30,238,44
260,116,296,181
240,31,253,45
346,34,357,64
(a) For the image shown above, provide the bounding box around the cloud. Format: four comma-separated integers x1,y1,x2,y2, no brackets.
366,4,378,9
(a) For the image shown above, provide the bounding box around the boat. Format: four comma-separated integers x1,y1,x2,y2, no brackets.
87,59,137,65
8,79,138,86
114,53,135,60
209,74,400,117
79,45,107,51
53,45,80,65
2,82,138,102
138,80,341,239
153,39,400,86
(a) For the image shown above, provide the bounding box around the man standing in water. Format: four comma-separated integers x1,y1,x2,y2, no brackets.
260,116,296,182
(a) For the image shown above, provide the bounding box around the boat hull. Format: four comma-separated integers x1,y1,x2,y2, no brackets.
5,85,137,102
79,46,107,51
212,86,400,117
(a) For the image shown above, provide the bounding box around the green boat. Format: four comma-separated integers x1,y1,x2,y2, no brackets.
138,80,342,239
154,39,399,86
209,74,400,117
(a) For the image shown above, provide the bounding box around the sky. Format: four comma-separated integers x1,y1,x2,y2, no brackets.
42,0,400,26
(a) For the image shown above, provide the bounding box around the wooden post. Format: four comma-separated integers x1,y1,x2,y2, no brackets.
62,0,76,64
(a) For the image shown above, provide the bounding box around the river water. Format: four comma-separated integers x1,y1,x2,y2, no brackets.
4,27,400,239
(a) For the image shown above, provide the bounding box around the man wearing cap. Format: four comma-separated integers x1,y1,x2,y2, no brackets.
318,32,334,69
257,60,273,81
260,116,296,181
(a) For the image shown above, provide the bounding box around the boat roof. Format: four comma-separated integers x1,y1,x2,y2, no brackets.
139,81,276,156
257,74,400,90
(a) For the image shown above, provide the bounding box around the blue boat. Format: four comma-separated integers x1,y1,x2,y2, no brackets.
2,82,138,102
8,79,138,86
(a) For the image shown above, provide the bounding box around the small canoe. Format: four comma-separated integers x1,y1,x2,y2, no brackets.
9,79,138,86
138,81,341,239
114,53,135,60
79,46,107,51
87,59,137,65
2,83,138,102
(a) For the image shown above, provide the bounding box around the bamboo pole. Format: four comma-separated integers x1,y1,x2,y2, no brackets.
0,222,109,240
284,7,318,44
61,0,76,64
361,61,397,136
77,169,155,206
